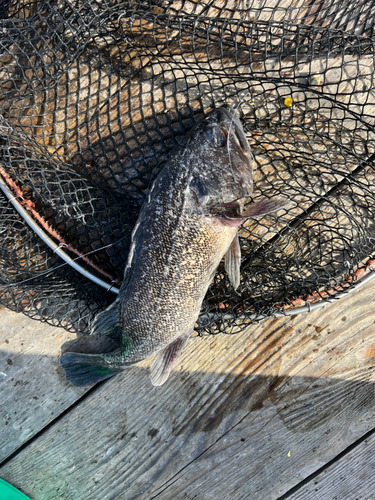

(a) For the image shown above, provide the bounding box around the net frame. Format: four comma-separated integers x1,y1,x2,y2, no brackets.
0,0,375,336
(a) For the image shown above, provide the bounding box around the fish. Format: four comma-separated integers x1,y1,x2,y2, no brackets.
60,105,289,387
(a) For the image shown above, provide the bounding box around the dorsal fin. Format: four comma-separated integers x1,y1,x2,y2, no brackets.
121,261,135,292
90,300,121,340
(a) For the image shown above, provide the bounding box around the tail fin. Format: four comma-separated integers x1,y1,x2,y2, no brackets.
60,352,120,386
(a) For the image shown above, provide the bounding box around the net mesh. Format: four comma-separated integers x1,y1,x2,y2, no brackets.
0,0,375,335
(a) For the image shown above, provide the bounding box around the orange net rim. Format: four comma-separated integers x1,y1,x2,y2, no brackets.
1,166,374,321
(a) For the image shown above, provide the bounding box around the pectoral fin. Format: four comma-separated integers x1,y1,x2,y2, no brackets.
220,197,291,226
241,196,291,218
225,233,241,290
150,330,192,386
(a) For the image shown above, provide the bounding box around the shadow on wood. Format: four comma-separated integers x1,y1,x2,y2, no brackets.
0,340,374,499
1,273,375,499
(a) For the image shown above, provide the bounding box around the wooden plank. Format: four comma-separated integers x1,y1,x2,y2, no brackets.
0,276,374,499
0,308,88,463
288,432,375,499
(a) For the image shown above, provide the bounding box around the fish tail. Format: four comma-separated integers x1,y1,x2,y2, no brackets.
60,352,121,386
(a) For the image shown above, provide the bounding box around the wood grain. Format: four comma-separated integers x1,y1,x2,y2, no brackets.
0,275,374,499
0,308,88,464
288,432,375,499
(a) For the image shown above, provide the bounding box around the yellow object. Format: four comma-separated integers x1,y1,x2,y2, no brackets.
284,97,293,107
287,451,291,457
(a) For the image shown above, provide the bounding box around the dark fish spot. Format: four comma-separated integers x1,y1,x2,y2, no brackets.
4,339,9,344
342,316,347,321
315,326,323,333
147,428,159,438
6,359,12,365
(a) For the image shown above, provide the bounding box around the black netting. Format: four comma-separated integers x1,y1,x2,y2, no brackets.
0,0,375,335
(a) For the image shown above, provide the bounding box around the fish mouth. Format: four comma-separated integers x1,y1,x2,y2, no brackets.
210,199,244,217
220,105,239,121
209,199,247,228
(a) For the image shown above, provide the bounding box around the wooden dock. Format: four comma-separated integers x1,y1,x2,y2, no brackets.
0,275,374,499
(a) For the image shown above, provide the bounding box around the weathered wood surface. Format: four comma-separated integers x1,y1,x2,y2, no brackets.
0,275,374,499
0,307,88,463
288,432,375,500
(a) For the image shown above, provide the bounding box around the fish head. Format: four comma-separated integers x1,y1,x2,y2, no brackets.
185,105,255,214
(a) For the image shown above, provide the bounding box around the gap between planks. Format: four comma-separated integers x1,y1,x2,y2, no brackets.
1,275,375,499
278,425,375,499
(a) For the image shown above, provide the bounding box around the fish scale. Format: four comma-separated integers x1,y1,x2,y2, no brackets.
60,105,289,386
117,161,237,363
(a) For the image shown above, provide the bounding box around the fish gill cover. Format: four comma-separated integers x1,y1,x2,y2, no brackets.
0,0,375,336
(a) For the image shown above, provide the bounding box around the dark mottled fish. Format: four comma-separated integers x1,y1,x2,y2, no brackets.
60,105,289,386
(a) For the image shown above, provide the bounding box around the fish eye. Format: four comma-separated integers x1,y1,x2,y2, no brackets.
205,128,215,144
217,127,227,147
205,126,227,147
